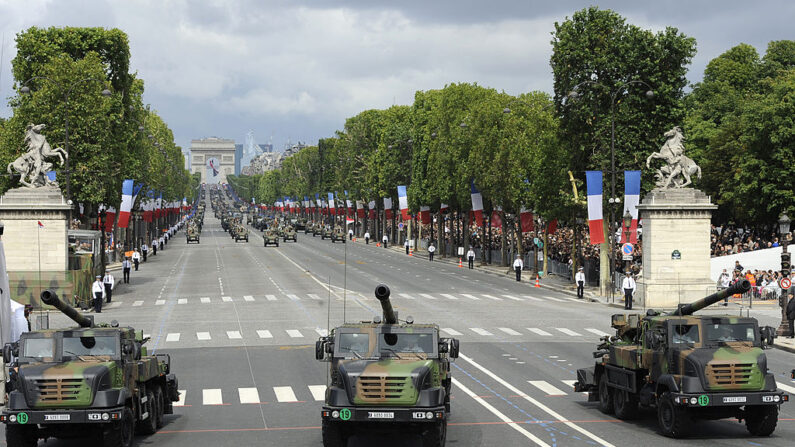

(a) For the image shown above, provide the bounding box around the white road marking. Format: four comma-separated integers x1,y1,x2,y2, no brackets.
498,328,522,336
585,328,610,337
266,294,277,301
521,295,543,302
196,332,211,341
481,294,502,301
419,293,437,300
470,328,494,336
441,328,463,336
243,295,254,302
166,333,180,342
177,298,187,305
528,380,567,396
452,378,550,447
143,333,150,339
202,389,223,405
501,295,524,301
527,328,552,336
776,381,795,394
222,296,232,302
398,293,415,300
460,354,615,447
556,328,581,336
287,294,300,301
155,300,165,306
257,330,273,339
133,300,143,307
440,293,459,300
227,331,242,339
238,387,260,404
315,328,329,336
308,294,322,301
286,329,303,338
273,386,298,402
200,297,211,304
544,296,565,302
308,385,327,401
175,390,187,407
460,294,480,300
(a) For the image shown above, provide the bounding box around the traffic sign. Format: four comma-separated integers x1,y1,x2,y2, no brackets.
621,243,634,256
780,277,791,289
398,222,404,229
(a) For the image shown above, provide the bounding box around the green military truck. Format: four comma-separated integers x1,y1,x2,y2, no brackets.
282,225,298,243
315,284,458,447
574,280,788,438
233,225,249,243
320,226,333,240
330,227,346,243
312,222,323,237
186,225,200,244
2,290,180,447
263,229,280,247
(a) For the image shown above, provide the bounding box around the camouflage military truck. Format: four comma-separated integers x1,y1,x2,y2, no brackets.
315,284,458,447
233,225,249,242
186,225,200,244
312,222,323,237
331,227,346,243
303,220,314,234
282,225,298,243
574,280,788,438
320,225,333,240
220,216,230,232
295,218,307,231
2,290,179,447
263,229,280,247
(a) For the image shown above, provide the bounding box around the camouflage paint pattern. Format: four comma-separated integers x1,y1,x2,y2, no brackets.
8,253,94,308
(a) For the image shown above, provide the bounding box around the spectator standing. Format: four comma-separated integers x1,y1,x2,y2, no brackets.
467,247,476,269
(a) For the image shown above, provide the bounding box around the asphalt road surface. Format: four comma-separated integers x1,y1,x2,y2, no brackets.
4,204,795,447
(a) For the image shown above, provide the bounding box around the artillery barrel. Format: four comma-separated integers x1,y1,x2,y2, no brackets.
667,280,751,316
374,284,397,324
40,289,93,328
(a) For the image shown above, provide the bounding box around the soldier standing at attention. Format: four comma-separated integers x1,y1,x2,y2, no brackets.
467,246,476,269
575,267,586,299
382,234,388,248
151,237,157,256
159,235,165,251
428,243,436,262
348,228,354,241
622,271,636,310
92,275,105,313
141,242,148,262
132,249,141,271
103,271,115,303
513,254,523,281
404,238,410,255
364,231,370,244
122,257,132,284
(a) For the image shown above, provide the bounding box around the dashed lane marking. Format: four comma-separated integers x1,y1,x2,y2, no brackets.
273,386,299,403
286,329,303,338
177,298,187,305
528,380,567,396
203,389,223,405
257,330,273,339
133,300,143,307
244,295,255,302
482,294,501,301
470,328,494,336
398,293,415,300
308,385,327,401
227,331,242,339
196,332,211,341
501,295,523,301
585,328,610,337
441,328,463,336
222,296,233,302
238,388,261,404
498,328,522,336
166,333,180,342
440,293,459,300
419,293,437,300
175,390,187,407
155,300,165,306
556,328,581,336
460,294,480,301
266,294,277,301
527,328,552,337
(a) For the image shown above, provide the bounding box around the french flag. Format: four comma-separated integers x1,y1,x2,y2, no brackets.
328,193,335,212
368,200,376,219
315,194,321,208
419,206,431,225
104,206,116,232
440,203,448,213
586,171,605,244
117,180,135,228
470,180,483,227
384,197,393,220
520,207,534,233
622,170,641,243
397,186,409,221
356,201,365,219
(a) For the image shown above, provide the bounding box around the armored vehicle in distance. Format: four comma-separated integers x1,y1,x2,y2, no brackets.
2,290,179,447
282,225,298,243
304,220,315,234
312,222,323,237
574,280,787,438
263,229,280,247
295,218,308,231
186,225,200,244
320,226,333,240
331,227,346,243
316,285,458,447
232,225,249,242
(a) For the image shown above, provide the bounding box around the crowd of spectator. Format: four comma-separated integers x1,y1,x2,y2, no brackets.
711,224,790,256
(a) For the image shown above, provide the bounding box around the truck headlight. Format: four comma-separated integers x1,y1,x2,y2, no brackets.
332,411,339,419
9,415,16,423
774,395,781,402
102,413,110,420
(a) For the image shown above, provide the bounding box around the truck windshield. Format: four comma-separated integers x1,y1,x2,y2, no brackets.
672,324,700,344
704,323,756,343
62,336,118,358
337,333,370,358
23,338,55,359
379,333,435,355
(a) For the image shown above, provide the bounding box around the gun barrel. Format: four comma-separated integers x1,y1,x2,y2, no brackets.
374,284,397,324
40,289,93,328
668,280,751,316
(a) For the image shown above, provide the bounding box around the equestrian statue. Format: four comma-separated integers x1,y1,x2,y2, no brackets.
646,126,701,189
7,123,68,188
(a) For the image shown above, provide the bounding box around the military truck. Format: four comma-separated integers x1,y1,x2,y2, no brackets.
331,227,346,243
1,290,179,447
233,225,249,242
295,218,307,231
312,222,323,237
316,284,458,447
263,229,280,247
574,280,788,438
186,225,200,244
304,220,314,234
283,225,298,243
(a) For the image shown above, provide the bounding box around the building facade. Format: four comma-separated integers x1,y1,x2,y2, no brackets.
190,137,236,184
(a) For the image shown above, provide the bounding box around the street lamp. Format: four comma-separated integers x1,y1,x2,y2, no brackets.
776,212,791,336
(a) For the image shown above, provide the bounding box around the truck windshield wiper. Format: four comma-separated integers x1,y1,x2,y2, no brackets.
382,348,404,359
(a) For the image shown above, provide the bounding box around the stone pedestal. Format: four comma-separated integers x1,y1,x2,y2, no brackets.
636,188,717,309
0,186,71,272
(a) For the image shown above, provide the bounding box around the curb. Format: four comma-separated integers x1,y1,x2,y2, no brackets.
773,340,795,354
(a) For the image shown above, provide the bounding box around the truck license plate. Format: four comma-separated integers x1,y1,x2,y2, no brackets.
368,412,394,419
723,396,746,403
44,414,71,421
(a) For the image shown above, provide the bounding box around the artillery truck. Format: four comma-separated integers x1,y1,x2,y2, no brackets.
316,284,459,447
574,280,788,438
2,290,180,447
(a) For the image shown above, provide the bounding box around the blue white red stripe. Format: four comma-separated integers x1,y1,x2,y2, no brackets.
470,180,483,227
586,171,605,245
397,186,409,221
622,170,641,244
117,179,135,228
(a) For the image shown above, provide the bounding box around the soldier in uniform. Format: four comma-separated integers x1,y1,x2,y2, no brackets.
141,242,148,262
151,237,158,256
428,242,436,262
513,254,523,281
103,271,115,303
364,231,370,244
92,275,105,313
132,249,141,270
622,271,636,310
122,257,132,284
467,246,476,269
382,234,388,248
575,266,586,299
404,239,410,255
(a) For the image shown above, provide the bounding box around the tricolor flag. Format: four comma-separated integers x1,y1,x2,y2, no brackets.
520,207,534,233
328,193,335,212
117,179,135,228
419,206,431,225
490,207,502,228
104,206,116,232
622,170,641,244
368,200,376,219
470,180,483,227
315,193,321,207
356,201,365,219
397,186,409,221
440,203,449,213
586,171,605,245
384,197,393,220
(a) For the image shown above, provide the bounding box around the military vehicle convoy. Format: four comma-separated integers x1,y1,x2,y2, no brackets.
282,225,298,243
312,222,323,237
321,226,333,240
186,224,200,244
574,280,788,438
331,227,346,243
316,284,458,447
263,229,280,247
2,290,180,447
232,225,249,242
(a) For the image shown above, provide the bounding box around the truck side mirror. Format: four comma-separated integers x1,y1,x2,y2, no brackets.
3,344,12,363
315,340,325,360
449,339,460,359
759,326,776,348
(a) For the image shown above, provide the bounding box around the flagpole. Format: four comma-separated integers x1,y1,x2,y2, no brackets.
37,221,42,312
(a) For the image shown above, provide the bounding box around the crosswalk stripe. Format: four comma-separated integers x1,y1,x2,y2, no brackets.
166,333,180,342
419,293,437,300
501,295,523,301
482,294,502,301
398,293,415,300
175,390,187,407
155,300,165,306
776,381,795,394
544,296,565,302
556,328,581,336
257,330,273,339
460,294,480,300
585,328,610,337
287,294,300,301
133,300,143,307
527,328,552,336
440,294,459,300
222,296,232,302
177,298,187,305
196,332,211,341
470,328,494,336
243,295,255,302
203,389,223,405
273,386,298,402
528,380,567,396
286,329,303,338
441,328,463,336
308,385,327,401
498,328,522,336
308,294,322,301
227,331,242,339
200,297,211,304
521,295,543,302
238,387,260,404
315,328,328,336
266,294,277,301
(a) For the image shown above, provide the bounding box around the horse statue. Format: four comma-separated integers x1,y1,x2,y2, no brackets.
6,123,67,188
646,126,701,189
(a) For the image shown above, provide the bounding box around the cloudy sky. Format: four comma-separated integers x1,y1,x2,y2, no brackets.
0,0,792,156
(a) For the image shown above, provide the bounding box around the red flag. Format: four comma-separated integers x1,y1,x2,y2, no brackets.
490,210,502,228
520,210,534,233
385,209,393,220
37,221,44,228
546,219,558,234
419,206,431,225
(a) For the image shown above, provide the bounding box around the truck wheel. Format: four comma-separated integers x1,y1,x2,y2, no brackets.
102,406,135,447
597,373,613,415
139,390,157,435
421,420,447,447
6,424,38,447
657,392,690,438
321,420,347,447
613,388,639,420
745,405,778,436
154,386,166,428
